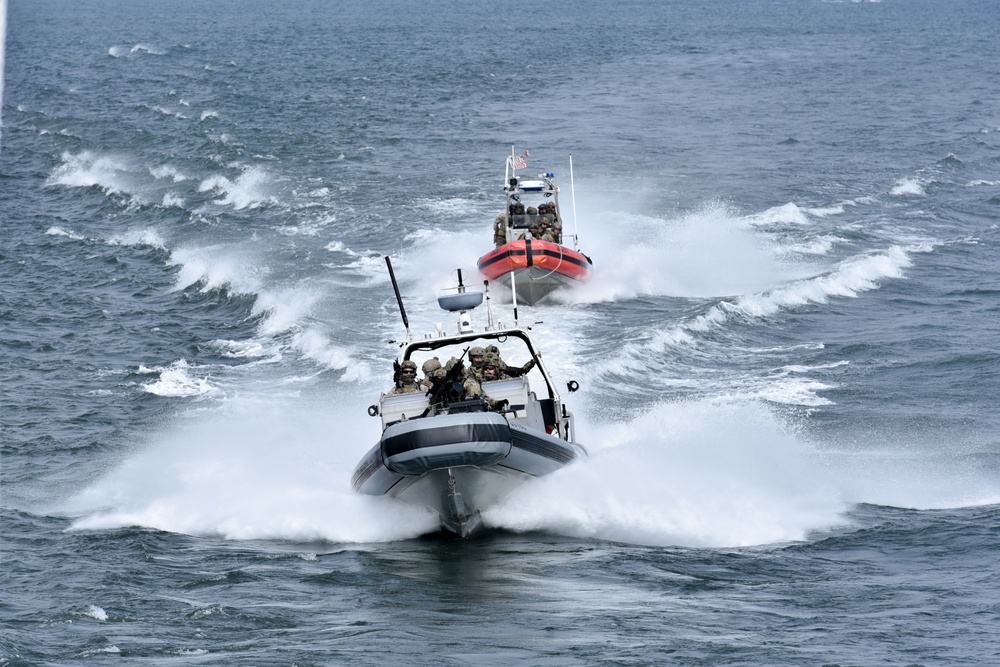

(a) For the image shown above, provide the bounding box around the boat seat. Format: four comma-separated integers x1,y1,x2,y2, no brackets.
482,377,545,429
379,392,430,428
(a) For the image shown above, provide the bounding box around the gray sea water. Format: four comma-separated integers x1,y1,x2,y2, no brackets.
3,0,1000,664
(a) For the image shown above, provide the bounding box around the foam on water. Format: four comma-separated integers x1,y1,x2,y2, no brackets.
551,201,820,305
63,393,438,543
487,395,1000,546
85,605,108,622
106,228,167,250
60,383,1000,548
46,226,86,241
48,150,136,195
196,166,277,211
486,399,848,547
748,202,812,226
890,178,926,196
139,360,219,398
584,243,914,392
168,245,266,295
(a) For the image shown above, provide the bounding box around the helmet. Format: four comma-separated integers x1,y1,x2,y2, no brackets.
469,346,486,368
422,357,441,374
485,345,500,356
481,353,500,379
400,360,417,371
527,206,537,215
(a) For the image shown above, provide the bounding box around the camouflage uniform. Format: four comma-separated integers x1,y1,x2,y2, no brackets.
493,214,508,247
537,217,555,242
480,353,505,382
465,346,486,381
460,355,506,411
389,359,422,395
484,345,535,378
421,357,442,391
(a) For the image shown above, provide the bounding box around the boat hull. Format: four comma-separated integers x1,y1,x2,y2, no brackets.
477,239,592,305
352,411,586,536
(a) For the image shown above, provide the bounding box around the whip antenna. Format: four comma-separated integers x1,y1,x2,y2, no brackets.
384,256,411,341
570,154,580,251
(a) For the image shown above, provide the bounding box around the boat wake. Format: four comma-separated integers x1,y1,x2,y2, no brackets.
548,201,822,305
59,385,1000,547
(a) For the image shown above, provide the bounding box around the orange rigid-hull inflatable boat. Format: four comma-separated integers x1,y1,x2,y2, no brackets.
477,238,592,306
477,150,593,305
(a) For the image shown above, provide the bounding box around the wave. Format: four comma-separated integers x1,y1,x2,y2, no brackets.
61,380,1000,547
196,166,276,210
108,43,168,58
588,244,914,393
63,394,437,543
138,360,219,398
166,243,371,380
47,151,136,195
486,399,849,547
149,164,189,183
551,201,822,304
890,178,926,196
748,202,812,226
106,229,167,250
46,226,86,241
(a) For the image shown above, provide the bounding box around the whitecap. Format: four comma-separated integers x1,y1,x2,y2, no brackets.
748,202,811,226
197,166,275,210
107,229,167,250
890,178,925,196
64,395,438,543
167,245,266,295
291,328,372,381
161,192,185,208
85,605,108,621
47,151,133,195
598,245,912,376
141,360,218,398
149,164,188,182
130,43,166,55
804,204,846,217
46,226,85,240
485,399,848,547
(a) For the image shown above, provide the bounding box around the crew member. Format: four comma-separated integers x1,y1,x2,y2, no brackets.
388,360,421,395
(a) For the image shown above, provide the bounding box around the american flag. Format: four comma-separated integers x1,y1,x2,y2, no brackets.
512,153,527,171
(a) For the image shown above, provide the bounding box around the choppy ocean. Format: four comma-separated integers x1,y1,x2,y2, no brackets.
3,0,1000,664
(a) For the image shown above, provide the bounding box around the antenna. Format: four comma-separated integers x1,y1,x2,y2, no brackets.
510,269,519,327
384,256,411,341
483,279,495,330
570,154,580,251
